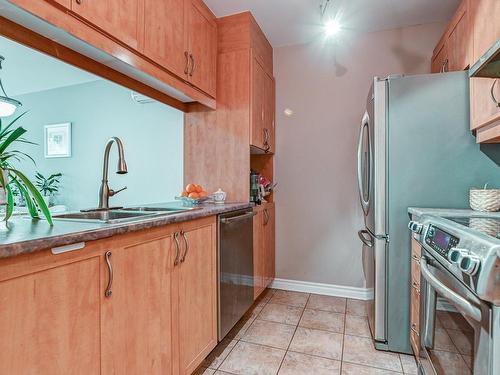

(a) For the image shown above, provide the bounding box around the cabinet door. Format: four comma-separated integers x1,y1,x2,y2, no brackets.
143,0,187,79
431,42,448,73
447,1,471,71
177,224,217,375
470,78,500,132
263,72,276,153
0,258,100,374
263,205,275,288
187,0,217,97
48,0,71,8
470,0,500,62
253,209,265,299
101,236,174,375
71,0,143,49
251,58,266,150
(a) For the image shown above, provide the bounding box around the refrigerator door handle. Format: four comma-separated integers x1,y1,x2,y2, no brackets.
357,111,371,215
358,229,374,247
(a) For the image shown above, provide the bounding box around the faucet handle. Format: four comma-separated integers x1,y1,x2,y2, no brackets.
109,186,127,197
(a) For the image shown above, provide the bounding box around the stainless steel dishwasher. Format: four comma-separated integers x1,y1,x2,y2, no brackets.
218,208,255,340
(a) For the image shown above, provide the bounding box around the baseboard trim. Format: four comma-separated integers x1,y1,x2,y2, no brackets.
270,278,374,301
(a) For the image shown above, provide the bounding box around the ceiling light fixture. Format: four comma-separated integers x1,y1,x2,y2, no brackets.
0,56,22,117
320,0,341,38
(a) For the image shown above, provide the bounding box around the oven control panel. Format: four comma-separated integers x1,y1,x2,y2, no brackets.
424,224,459,259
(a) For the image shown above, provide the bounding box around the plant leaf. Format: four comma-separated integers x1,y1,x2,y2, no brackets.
10,177,38,218
10,169,53,225
0,127,27,154
0,111,28,139
5,184,13,220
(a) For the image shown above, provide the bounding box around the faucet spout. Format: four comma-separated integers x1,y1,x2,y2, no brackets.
98,137,128,210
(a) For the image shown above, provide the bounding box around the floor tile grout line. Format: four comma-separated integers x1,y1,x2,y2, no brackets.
340,299,347,374
341,359,404,374
275,292,310,375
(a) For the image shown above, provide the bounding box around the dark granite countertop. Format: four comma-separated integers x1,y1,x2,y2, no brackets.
0,202,252,259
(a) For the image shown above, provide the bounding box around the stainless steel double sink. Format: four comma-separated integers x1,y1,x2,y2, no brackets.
52,206,200,224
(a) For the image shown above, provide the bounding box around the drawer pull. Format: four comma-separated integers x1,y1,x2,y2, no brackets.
412,254,420,262
51,242,85,254
412,281,420,294
411,323,420,337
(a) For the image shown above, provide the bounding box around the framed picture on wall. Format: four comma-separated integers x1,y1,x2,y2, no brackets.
44,123,72,158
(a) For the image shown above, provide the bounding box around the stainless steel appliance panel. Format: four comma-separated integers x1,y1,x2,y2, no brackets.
419,254,495,375
218,209,255,340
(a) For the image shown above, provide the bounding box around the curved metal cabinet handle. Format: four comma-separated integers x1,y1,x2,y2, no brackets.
357,229,373,247
490,79,500,108
75,0,82,4
440,58,448,73
189,54,195,77
184,51,189,75
420,257,481,322
174,232,181,266
180,231,189,263
104,251,113,298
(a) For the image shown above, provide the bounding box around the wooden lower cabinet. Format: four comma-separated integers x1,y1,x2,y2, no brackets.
0,257,101,374
0,216,217,375
410,237,421,358
254,203,276,299
176,222,217,375
101,235,175,375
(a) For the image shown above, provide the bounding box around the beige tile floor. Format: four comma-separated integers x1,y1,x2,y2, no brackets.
195,289,419,375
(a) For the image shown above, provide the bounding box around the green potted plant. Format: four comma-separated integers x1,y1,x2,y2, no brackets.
35,172,62,207
0,112,53,225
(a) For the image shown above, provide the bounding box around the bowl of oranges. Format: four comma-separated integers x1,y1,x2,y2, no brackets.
176,184,210,205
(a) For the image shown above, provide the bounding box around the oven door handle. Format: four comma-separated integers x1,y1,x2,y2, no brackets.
420,257,482,322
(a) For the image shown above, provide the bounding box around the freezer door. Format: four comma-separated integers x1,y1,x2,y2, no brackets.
359,79,387,237
357,111,372,217
359,228,387,343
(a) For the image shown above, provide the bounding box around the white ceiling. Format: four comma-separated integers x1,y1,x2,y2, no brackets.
0,35,99,97
204,0,460,47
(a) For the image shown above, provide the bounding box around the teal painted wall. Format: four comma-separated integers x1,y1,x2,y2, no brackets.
12,80,183,210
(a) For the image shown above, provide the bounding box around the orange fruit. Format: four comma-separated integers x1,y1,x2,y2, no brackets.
180,191,188,197
199,191,208,198
186,184,197,193
195,184,203,193
188,192,199,199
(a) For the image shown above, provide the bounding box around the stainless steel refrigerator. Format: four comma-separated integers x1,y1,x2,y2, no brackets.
357,71,500,354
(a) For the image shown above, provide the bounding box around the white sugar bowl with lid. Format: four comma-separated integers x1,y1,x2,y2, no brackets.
213,188,227,204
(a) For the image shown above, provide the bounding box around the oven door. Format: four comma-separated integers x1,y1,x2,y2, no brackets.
418,254,492,375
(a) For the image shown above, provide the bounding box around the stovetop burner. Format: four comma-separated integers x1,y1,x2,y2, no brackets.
447,216,500,239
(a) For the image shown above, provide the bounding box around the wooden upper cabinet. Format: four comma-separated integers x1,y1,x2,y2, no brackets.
0,258,101,374
176,223,217,375
470,0,500,62
143,0,187,79
71,0,143,49
431,40,448,73
251,57,266,151
469,0,500,140
101,235,175,375
447,0,471,71
48,0,71,9
264,72,276,153
186,0,217,97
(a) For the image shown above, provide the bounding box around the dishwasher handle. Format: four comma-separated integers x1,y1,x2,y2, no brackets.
220,211,256,224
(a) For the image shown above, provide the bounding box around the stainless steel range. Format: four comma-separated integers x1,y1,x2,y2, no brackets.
409,214,500,375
